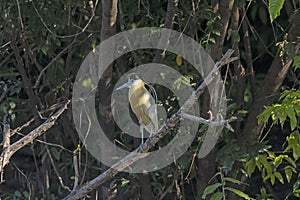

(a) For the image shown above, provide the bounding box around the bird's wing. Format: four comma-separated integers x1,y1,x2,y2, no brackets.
147,104,158,130
129,102,152,126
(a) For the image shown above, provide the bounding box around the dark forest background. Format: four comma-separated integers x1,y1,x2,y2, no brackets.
1,0,300,199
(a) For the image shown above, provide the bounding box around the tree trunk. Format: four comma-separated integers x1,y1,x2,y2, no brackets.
99,0,118,199
196,0,234,198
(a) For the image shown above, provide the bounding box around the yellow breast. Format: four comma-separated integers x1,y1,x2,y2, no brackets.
129,81,152,126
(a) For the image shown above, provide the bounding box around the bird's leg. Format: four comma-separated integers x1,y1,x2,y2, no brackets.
139,120,144,144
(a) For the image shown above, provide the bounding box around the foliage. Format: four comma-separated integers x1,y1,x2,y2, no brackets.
217,140,271,174
293,54,300,70
244,151,296,185
258,89,300,131
243,130,300,198
268,0,285,22
255,187,274,200
253,86,300,198
202,170,253,200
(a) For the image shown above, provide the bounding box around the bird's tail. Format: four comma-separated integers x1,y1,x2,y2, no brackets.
145,104,159,135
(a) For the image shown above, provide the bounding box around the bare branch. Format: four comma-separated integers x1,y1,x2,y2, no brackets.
0,100,70,178
63,49,236,200
72,149,80,191
0,121,10,182
179,112,236,132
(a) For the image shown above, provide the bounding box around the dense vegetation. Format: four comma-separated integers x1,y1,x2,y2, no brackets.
0,0,300,199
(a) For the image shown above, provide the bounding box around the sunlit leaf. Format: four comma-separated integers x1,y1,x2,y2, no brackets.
274,171,284,184
284,166,293,183
202,183,222,199
224,177,242,185
268,0,285,22
225,187,252,199
245,158,256,177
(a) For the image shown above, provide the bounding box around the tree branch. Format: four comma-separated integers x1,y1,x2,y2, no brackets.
0,100,70,179
63,49,237,200
179,113,236,132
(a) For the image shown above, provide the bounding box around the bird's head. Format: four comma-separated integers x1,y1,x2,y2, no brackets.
116,78,144,91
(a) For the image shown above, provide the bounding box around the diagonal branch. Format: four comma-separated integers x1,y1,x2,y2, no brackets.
63,49,237,200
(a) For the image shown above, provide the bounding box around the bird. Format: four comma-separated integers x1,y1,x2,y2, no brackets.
116,78,158,143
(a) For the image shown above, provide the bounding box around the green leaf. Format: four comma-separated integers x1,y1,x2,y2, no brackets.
121,178,130,186
173,77,181,90
258,155,272,175
245,159,256,177
268,0,285,22
224,177,242,185
14,191,22,197
270,174,276,185
284,156,296,168
225,187,252,199
293,180,300,197
268,151,276,159
257,106,272,124
209,37,216,44
287,105,297,131
9,101,16,109
284,166,293,183
285,131,300,160
293,55,300,70
202,183,222,199
212,29,221,36
274,172,284,184
278,107,287,128
293,146,300,161
41,45,49,55
210,192,223,200
286,105,297,130
274,155,284,168
23,191,30,199
228,29,240,42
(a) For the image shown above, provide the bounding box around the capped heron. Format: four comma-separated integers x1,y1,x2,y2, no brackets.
116,78,158,143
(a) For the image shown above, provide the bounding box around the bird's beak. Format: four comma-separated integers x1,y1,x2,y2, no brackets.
116,80,132,90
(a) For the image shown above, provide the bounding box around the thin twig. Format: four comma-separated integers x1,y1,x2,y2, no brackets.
10,118,35,137
31,0,99,39
72,148,80,191
33,42,75,89
45,135,71,192
14,130,73,153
